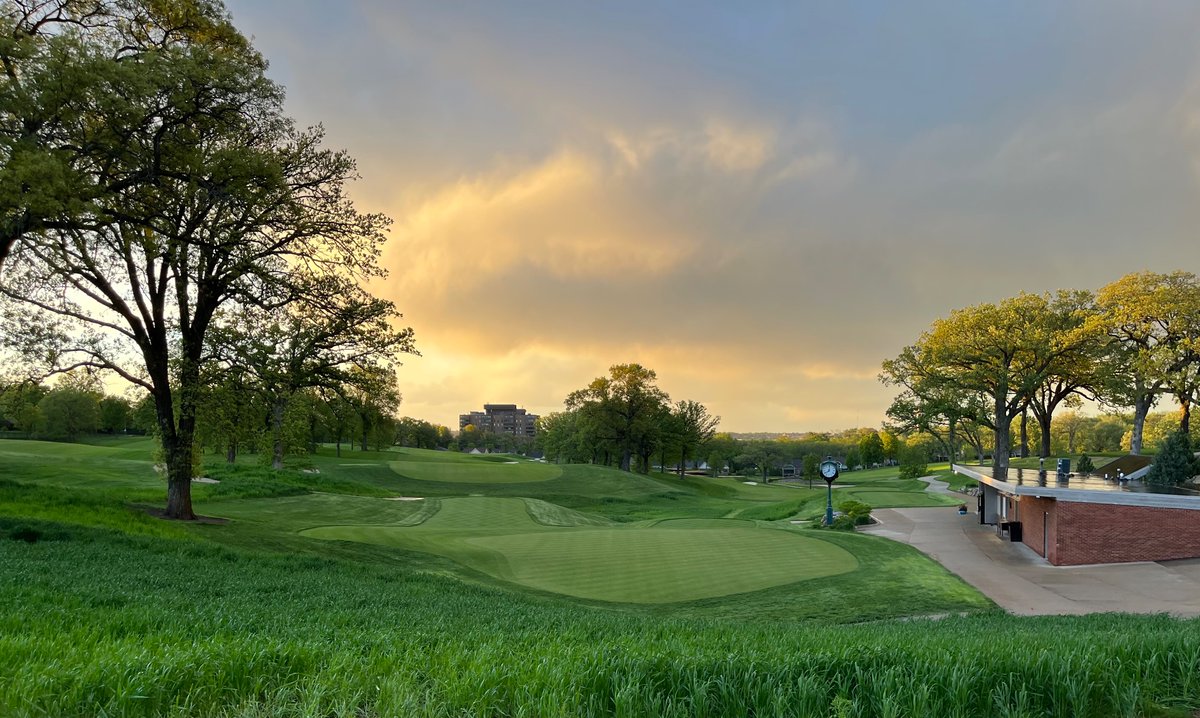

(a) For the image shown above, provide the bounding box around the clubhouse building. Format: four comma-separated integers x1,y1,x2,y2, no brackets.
954,462,1200,566
459,404,539,438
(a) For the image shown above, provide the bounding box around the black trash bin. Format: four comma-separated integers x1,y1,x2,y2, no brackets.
1008,521,1023,542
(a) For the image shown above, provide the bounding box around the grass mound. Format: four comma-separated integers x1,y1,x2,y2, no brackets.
390,457,562,484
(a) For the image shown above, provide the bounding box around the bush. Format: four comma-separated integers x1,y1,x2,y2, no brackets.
1146,431,1197,486
1077,455,1095,474
827,514,859,531
835,499,873,526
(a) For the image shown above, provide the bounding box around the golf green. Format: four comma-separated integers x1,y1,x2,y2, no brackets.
390,459,562,484
303,497,857,604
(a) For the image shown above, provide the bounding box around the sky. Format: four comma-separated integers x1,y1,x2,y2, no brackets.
222,1,1200,433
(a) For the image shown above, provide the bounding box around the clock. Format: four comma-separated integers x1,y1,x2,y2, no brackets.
819,460,839,481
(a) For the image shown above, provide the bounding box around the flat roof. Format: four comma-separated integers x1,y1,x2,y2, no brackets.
953,464,1200,511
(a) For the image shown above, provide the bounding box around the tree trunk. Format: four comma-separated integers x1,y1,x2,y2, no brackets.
271,398,287,470
992,393,1010,481
678,443,690,478
620,448,631,472
163,437,196,520
1130,394,1152,455
225,439,237,464
1038,413,1052,459
1019,408,1029,458
1182,398,1192,436
947,418,957,465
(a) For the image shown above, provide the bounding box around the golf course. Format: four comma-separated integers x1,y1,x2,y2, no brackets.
6,437,1200,717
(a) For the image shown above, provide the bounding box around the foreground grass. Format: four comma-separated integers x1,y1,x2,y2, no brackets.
3,520,1200,718
4,438,1200,717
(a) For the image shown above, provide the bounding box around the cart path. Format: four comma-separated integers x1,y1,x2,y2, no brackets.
863,506,1200,617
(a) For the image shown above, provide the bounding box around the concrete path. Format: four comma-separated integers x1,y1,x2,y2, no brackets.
862,505,1200,617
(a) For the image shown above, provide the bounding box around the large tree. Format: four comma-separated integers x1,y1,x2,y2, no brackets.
0,0,404,518
565,363,669,472
892,292,1091,481
210,289,414,470
1025,290,1103,458
1093,271,1200,452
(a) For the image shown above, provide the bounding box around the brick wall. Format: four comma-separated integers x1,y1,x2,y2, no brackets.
1035,500,1200,566
1015,495,1058,564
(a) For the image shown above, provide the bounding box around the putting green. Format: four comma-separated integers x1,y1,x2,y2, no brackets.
303,497,857,604
390,459,562,484
841,489,959,508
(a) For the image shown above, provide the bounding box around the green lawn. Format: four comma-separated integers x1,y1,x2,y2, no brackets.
302,496,859,603
389,457,563,483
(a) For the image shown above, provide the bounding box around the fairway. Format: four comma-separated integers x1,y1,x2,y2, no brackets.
304,497,857,603
390,459,562,483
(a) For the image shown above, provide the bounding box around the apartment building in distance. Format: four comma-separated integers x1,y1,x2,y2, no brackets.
459,404,539,437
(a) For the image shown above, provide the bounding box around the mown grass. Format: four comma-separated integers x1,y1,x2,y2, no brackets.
5,438,1200,717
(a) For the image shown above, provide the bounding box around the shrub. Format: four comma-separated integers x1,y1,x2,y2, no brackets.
1146,431,1197,486
835,499,873,525
1077,455,1095,474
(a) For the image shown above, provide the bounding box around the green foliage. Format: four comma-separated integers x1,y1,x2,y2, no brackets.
1077,454,1095,474
827,513,859,530
1146,431,1197,486
836,499,874,525
38,387,100,441
898,443,929,479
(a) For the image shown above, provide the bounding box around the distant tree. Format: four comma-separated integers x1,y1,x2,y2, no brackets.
673,400,720,478
1077,455,1095,475
880,431,901,464
802,453,819,489
566,364,669,472
897,441,928,480
858,430,884,467
1088,415,1127,453
1052,411,1090,455
1145,431,1197,486
0,381,47,437
844,447,861,470
39,387,99,441
99,396,131,434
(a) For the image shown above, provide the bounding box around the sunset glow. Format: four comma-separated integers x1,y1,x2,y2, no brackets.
225,1,1200,431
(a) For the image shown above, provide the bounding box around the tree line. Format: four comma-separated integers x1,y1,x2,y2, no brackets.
0,1,414,518
881,271,1200,483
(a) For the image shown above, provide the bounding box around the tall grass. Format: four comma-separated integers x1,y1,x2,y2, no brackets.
3,523,1200,717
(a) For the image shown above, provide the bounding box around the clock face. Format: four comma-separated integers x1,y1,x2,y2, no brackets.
820,461,838,479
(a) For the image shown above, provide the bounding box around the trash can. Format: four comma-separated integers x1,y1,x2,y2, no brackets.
1056,458,1070,476
1008,521,1023,542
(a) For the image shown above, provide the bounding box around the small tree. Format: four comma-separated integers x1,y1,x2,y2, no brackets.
1146,431,1197,486
1077,454,1095,475
802,454,819,489
898,442,929,480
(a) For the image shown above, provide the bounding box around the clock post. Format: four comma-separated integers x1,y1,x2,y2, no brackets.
819,457,839,526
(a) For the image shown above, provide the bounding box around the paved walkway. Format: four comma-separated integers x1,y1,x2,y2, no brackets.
863,483,1200,616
